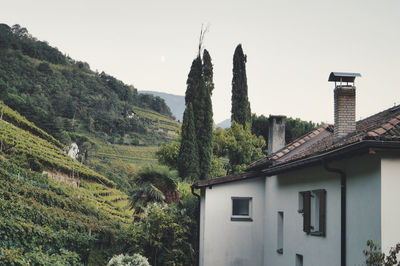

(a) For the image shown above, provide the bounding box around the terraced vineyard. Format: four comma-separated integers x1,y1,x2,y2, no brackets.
91,143,159,166
0,104,133,264
0,101,62,148
133,106,180,133
0,118,115,187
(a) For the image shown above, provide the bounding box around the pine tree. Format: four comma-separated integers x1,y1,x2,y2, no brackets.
231,44,251,128
178,103,200,180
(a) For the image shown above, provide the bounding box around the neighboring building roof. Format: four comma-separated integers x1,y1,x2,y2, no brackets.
193,105,400,188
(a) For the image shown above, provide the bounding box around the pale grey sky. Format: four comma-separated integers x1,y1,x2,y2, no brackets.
3,0,400,124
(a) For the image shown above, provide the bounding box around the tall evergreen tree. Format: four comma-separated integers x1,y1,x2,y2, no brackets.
179,48,214,180
184,56,203,108
178,103,199,180
231,44,251,128
179,57,202,180
203,49,214,94
196,49,214,180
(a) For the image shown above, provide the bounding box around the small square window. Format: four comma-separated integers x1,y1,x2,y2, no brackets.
231,197,252,222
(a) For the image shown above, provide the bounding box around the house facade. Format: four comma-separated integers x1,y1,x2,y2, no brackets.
193,73,400,266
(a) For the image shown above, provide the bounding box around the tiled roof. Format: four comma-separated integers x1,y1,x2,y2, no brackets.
193,105,400,188
247,104,400,170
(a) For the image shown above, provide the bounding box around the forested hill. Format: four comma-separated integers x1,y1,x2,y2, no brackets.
0,23,178,145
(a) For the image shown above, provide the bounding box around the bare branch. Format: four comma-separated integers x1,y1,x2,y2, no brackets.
198,24,210,57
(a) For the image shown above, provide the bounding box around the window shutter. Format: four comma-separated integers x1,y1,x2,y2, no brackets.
301,191,311,234
318,189,327,236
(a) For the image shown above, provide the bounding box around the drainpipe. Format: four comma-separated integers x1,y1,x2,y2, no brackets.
191,185,201,266
323,160,346,266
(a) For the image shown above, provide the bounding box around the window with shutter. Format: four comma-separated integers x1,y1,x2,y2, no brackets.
299,189,326,236
300,191,311,234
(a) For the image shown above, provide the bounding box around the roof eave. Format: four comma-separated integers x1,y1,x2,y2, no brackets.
262,140,400,177
192,140,400,188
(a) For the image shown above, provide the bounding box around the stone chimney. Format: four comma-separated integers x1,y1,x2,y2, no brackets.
268,115,286,154
328,72,361,142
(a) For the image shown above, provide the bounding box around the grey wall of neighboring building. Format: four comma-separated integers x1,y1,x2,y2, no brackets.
200,177,265,266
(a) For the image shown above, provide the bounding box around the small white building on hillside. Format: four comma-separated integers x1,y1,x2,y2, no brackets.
193,72,400,266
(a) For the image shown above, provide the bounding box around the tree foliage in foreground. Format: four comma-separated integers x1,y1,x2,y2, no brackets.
364,240,400,266
128,203,195,266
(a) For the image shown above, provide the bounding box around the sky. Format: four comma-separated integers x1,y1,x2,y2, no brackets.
2,0,400,124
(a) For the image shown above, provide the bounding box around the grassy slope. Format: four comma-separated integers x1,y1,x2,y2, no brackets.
0,103,132,264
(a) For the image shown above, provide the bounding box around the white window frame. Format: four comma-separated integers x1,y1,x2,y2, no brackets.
231,197,253,222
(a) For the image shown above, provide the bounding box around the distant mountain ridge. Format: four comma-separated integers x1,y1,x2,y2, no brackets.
140,90,232,128
140,90,185,121
216,118,231,129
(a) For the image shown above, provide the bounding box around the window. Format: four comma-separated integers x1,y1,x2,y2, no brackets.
231,197,252,221
299,189,326,236
296,254,303,266
277,211,284,254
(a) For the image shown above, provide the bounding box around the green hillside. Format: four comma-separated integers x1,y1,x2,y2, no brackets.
0,102,133,265
0,23,179,147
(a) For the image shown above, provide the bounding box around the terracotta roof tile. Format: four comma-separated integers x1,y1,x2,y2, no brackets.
293,142,300,147
276,152,284,157
283,149,290,153
389,118,400,125
374,127,387,135
382,123,394,130
367,131,379,137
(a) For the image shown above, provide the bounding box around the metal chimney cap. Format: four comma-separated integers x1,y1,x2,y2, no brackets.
328,72,361,83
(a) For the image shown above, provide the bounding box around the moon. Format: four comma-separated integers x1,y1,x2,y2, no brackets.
160,55,166,63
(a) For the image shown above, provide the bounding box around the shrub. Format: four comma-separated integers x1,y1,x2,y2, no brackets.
130,203,195,266
107,253,150,266
364,240,400,266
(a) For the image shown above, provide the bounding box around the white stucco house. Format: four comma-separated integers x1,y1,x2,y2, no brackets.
192,72,400,266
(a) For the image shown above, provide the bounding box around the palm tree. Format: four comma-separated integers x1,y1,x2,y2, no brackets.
129,166,179,216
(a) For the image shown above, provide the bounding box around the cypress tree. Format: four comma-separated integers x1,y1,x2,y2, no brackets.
231,44,251,128
185,57,203,109
196,49,213,180
179,49,214,180
178,103,199,180
179,57,202,180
